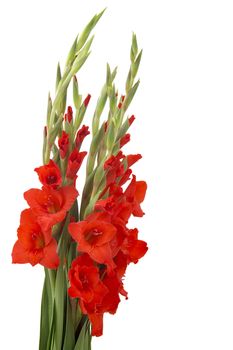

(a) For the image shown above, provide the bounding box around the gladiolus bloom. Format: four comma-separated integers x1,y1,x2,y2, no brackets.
68,219,117,270
128,115,135,125
58,131,69,159
24,186,78,230
68,254,108,302
120,133,130,148
79,273,125,336
121,228,148,263
64,106,73,123
12,209,59,268
34,160,62,188
84,94,91,107
75,125,90,150
66,150,87,179
124,175,147,217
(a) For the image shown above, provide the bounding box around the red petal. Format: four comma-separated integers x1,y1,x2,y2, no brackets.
28,250,44,266
12,240,28,264
88,244,116,272
128,240,148,262
19,208,36,227
89,313,104,337
127,154,142,167
132,202,145,217
135,181,147,203
68,285,80,298
40,239,59,269
68,221,86,241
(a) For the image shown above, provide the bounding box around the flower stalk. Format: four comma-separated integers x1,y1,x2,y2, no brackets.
12,10,148,350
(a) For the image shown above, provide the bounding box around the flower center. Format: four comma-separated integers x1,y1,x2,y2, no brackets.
31,232,45,249
46,174,57,185
46,194,60,213
80,274,89,287
85,228,102,245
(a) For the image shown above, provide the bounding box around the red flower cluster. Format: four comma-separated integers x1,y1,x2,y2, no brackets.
12,106,90,269
12,159,78,268
68,151,147,336
12,100,147,338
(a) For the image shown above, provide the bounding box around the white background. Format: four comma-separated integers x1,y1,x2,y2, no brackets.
0,0,233,349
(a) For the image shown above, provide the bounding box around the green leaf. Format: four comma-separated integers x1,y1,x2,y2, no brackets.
39,269,56,350
80,169,96,220
92,64,117,135
116,115,132,140
131,49,143,78
71,36,94,76
76,9,106,52
54,265,66,349
73,97,89,132
111,66,118,82
49,113,63,144
106,120,116,151
39,278,50,350
73,76,82,110
47,93,52,126
67,241,77,269
123,79,140,112
62,296,75,350
70,51,91,76
86,123,105,174
92,87,108,134
125,69,133,93
74,320,91,350
56,63,62,91
58,213,71,260
130,32,138,62
65,35,78,68
84,322,92,350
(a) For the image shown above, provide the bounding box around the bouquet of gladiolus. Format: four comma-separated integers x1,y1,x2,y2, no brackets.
12,10,148,350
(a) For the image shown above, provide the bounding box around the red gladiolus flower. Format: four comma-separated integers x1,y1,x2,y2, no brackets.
104,151,125,186
124,175,147,217
64,106,73,123
121,228,148,263
95,196,116,215
118,154,141,186
120,133,130,148
95,196,131,224
66,150,87,179
84,94,91,107
104,151,124,173
68,219,117,271
75,125,90,150
24,186,78,230
128,115,135,125
34,160,62,188
79,273,125,336
58,131,69,159
68,254,108,303
12,209,59,268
